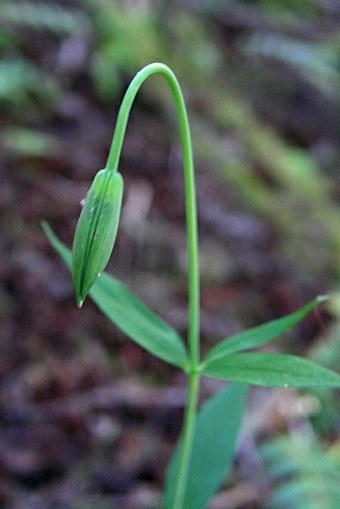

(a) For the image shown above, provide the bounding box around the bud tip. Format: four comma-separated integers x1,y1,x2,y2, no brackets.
77,297,84,308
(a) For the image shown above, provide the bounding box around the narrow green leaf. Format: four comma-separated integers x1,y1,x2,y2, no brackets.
42,222,188,368
164,383,247,509
203,297,327,367
202,353,340,387
90,273,187,368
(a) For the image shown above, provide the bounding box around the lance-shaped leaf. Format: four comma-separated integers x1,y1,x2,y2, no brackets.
72,168,123,307
42,223,188,368
164,383,247,509
203,296,327,367
202,353,340,387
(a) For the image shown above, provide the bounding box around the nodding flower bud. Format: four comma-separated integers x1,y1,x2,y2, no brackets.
72,169,124,307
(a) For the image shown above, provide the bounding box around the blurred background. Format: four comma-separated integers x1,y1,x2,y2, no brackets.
1,0,340,507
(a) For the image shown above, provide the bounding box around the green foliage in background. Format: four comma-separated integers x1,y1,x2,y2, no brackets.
87,1,162,102
261,432,340,509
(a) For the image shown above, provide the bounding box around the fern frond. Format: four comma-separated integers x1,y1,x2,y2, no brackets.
0,1,90,35
261,433,340,509
0,58,60,108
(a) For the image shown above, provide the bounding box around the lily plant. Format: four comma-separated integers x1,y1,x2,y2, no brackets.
43,63,340,509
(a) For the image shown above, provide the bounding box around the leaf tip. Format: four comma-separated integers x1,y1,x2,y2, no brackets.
40,219,50,236
316,294,329,305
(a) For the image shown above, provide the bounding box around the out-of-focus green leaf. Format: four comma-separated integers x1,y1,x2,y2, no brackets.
203,297,326,366
164,383,247,509
42,222,188,368
1,1,89,34
0,58,61,111
1,127,58,157
202,353,340,387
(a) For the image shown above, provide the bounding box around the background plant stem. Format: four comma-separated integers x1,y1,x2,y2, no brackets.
105,63,201,508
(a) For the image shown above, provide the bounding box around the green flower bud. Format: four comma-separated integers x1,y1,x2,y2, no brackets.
72,169,124,307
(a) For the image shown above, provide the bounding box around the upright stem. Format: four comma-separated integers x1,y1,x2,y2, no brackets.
105,63,201,508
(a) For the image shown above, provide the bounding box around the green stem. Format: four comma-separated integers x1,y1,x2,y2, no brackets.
105,63,201,508
172,371,200,508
